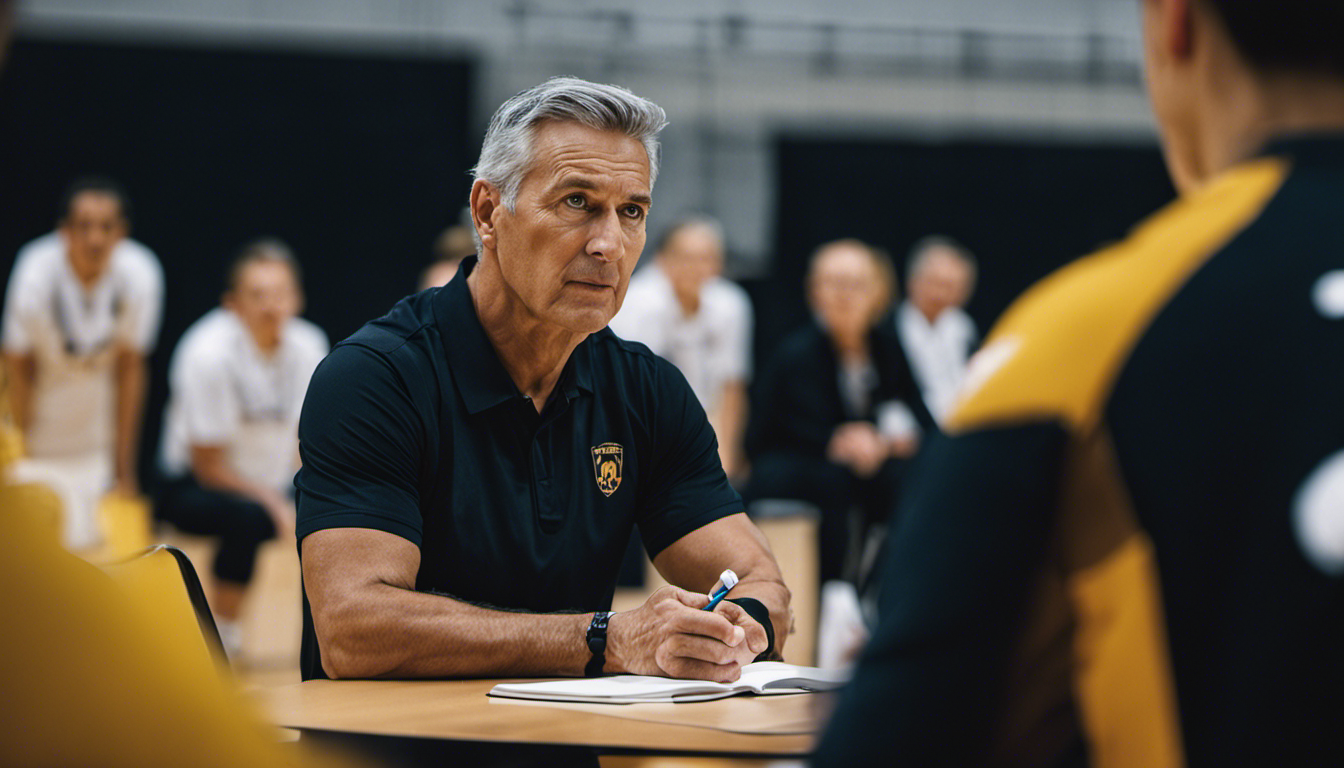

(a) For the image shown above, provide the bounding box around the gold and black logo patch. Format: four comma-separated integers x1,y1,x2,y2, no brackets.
591,442,623,497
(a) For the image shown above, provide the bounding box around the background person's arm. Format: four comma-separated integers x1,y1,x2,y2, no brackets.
709,379,748,480
302,526,755,681
110,249,163,497
4,352,34,434
111,347,147,495
190,444,294,535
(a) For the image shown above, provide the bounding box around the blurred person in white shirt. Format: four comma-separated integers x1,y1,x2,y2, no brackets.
157,238,328,657
896,236,978,425
2,178,163,550
609,216,752,479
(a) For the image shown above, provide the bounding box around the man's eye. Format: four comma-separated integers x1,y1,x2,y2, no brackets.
623,205,645,219
566,194,587,209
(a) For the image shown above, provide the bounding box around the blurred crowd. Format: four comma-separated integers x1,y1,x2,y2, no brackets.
1,176,979,667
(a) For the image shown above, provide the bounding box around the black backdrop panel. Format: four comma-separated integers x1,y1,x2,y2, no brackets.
0,38,473,486
763,135,1177,367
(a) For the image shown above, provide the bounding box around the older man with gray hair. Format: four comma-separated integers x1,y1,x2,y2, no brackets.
896,235,978,425
296,77,790,683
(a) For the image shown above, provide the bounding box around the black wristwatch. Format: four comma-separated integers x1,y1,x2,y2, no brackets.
585,611,612,677
726,597,777,661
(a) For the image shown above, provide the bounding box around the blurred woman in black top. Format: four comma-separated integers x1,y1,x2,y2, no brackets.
744,239,934,584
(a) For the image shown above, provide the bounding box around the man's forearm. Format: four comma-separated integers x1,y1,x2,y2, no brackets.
315,582,594,679
113,349,147,485
4,352,34,434
306,525,778,682
192,448,287,511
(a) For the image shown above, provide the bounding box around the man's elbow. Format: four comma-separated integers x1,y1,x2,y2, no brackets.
320,643,387,680
313,601,400,679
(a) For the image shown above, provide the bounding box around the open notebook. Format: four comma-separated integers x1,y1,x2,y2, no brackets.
488,662,849,704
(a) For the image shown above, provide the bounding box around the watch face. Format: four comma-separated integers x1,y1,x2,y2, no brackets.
587,612,609,653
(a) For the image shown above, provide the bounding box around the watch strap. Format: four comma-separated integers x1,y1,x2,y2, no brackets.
584,611,612,677
726,597,776,661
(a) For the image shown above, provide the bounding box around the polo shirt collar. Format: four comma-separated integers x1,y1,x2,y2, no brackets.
436,257,594,415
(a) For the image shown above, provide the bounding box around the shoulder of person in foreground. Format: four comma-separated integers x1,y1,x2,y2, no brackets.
948,155,1290,437
812,157,1290,768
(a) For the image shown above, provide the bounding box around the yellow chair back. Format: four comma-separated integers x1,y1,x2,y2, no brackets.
0,484,343,768
94,493,155,562
100,544,226,675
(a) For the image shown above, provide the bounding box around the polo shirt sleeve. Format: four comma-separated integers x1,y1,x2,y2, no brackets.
294,343,425,547
635,356,743,557
115,246,164,354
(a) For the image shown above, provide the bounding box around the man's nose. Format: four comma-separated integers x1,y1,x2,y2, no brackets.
586,208,626,262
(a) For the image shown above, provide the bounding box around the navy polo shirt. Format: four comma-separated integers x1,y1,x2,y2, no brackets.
294,258,742,680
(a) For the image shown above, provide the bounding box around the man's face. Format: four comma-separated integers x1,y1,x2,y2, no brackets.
909,250,973,322
809,244,887,339
659,224,724,308
486,120,651,335
61,191,128,284
225,260,302,348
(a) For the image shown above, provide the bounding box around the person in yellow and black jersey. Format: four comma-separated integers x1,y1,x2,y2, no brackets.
814,1,1344,766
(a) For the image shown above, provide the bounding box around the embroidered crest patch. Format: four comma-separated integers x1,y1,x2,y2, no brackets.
591,442,623,497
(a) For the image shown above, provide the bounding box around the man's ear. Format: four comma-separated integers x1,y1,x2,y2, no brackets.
1164,0,1194,59
471,179,501,254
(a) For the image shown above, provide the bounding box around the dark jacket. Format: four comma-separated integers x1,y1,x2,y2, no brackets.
746,317,936,461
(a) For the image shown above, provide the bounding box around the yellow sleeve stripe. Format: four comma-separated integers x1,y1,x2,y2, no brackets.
947,157,1288,435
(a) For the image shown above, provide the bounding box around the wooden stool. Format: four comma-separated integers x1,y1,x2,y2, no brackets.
748,500,820,667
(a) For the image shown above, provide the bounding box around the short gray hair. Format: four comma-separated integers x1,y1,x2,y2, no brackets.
227,237,302,293
472,76,669,211
906,235,977,286
655,214,724,256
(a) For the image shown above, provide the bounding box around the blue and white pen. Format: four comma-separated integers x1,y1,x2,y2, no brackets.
703,569,740,611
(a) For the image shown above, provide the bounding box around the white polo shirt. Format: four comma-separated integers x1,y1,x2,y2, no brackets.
2,232,164,457
896,300,978,425
160,308,328,495
609,264,752,416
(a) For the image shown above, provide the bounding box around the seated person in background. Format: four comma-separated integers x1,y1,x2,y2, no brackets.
744,239,934,588
296,77,790,682
2,177,163,552
157,239,328,658
897,235,979,425
419,221,476,291
609,215,753,481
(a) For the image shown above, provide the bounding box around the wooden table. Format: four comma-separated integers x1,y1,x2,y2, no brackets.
257,678,827,762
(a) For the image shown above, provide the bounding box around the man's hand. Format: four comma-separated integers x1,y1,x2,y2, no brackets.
109,474,140,498
607,586,768,682
828,421,888,477
261,493,296,541
888,432,919,459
